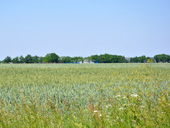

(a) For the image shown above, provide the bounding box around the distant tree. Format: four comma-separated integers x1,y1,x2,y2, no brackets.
147,57,152,63
43,55,50,63
19,56,25,63
12,57,19,63
3,56,12,63
111,55,118,63
71,56,83,63
154,55,159,63
130,56,146,63
163,54,169,62
117,55,127,63
91,55,101,63
91,54,127,63
62,56,72,63
38,57,43,63
71,57,76,63
86,56,92,63
134,57,139,63
168,55,170,63
79,57,84,63
32,56,39,63
2,53,169,64
138,56,147,63
154,54,170,63
25,54,33,63
100,54,112,63
43,53,59,63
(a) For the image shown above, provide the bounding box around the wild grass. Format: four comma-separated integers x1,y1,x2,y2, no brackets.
0,63,170,127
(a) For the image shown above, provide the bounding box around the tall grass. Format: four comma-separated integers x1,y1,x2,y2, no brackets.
0,63,170,127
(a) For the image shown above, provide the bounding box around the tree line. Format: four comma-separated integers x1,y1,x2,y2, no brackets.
130,54,170,63
1,53,170,63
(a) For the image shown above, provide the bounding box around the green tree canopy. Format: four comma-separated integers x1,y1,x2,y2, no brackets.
19,56,25,63
62,56,72,63
3,56,12,63
130,56,147,63
71,57,84,63
91,54,127,63
25,54,33,63
91,55,101,62
43,53,59,63
38,57,44,63
12,57,19,63
154,54,170,63
32,56,39,63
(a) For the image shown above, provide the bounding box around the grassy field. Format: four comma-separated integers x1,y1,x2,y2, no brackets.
0,63,170,127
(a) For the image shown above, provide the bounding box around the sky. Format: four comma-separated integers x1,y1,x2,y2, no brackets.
0,0,170,60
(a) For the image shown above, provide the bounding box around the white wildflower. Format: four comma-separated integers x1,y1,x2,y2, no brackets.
94,110,98,113
131,94,139,97
106,104,112,108
116,95,121,97
123,104,127,107
99,114,102,117
121,119,124,122
140,106,145,108
119,108,126,110
133,120,136,123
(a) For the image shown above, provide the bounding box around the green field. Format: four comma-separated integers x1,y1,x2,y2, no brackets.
0,63,170,127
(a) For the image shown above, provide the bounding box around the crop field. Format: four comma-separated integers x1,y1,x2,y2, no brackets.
0,63,170,127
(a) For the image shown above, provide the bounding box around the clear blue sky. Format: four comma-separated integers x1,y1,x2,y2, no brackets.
0,0,170,60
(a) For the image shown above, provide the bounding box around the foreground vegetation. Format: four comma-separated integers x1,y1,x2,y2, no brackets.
0,63,170,127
